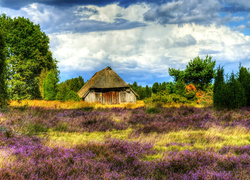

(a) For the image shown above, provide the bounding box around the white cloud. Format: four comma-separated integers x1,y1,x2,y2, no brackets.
144,0,222,25
86,3,150,23
230,16,244,22
2,2,250,84
49,23,250,83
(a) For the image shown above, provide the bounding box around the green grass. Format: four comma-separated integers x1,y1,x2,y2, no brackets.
41,128,134,147
42,125,250,159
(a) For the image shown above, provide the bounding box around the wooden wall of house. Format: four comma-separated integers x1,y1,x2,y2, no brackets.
119,89,136,103
84,89,136,104
84,91,96,103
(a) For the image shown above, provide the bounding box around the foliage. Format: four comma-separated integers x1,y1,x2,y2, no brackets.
144,90,189,104
43,70,58,101
64,90,81,102
213,66,225,109
225,73,246,109
169,55,216,90
213,65,249,109
0,31,9,107
238,65,250,107
38,68,48,99
0,14,58,100
56,83,68,101
152,82,159,94
56,76,84,102
175,79,186,96
129,82,152,100
64,76,84,92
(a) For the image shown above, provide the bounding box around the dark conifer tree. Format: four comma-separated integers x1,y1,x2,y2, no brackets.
152,82,159,94
213,66,225,109
145,85,152,98
238,66,250,107
226,73,246,109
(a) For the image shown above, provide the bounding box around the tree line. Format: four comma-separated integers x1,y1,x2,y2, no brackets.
0,14,249,109
213,65,250,109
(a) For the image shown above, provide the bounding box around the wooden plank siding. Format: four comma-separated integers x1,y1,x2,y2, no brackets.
103,91,119,104
84,88,137,104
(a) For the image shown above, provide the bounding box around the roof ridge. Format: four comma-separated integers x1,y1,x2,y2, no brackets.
77,67,130,98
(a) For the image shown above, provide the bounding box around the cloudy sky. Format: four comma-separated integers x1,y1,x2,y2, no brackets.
1,0,250,86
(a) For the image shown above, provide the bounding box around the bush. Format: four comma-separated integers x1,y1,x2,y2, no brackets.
65,90,81,101
144,90,189,104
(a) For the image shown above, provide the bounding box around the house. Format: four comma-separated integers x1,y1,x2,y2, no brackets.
77,66,138,104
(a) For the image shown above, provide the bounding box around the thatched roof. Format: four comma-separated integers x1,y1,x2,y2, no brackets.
78,66,138,98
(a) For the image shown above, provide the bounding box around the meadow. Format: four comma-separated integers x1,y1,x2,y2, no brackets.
0,101,249,179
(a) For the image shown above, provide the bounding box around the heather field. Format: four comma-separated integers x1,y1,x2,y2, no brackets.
0,104,250,179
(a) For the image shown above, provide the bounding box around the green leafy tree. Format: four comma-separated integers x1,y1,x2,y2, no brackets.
65,90,80,101
0,31,9,107
65,76,84,92
166,82,176,94
38,68,48,99
160,82,167,91
56,83,67,101
56,79,82,102
43,70,58,101
175,79,186,96
0,14,58,100
169,55,216,90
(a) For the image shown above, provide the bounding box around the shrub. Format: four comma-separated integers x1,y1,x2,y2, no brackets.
65,90,81,101
43,70,58,101
144,91,189,104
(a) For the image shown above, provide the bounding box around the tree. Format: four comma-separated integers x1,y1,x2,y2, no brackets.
166,82,176,94
65,76,84,92
145,85,152,98
238,65,250,107
152,82,159,94
175,79,186,96
213,66,247,109
65,90,80,101
0,31,9,107
226,73,246,109
0,14,58,100
169,55,216,90
43,70,58,101
56,83,67,101
213,66,225,109
38,68,49,99
160,82,167,91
